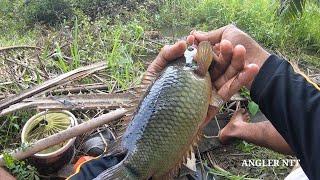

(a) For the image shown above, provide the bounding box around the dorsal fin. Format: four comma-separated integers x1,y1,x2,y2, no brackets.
194,41,214,77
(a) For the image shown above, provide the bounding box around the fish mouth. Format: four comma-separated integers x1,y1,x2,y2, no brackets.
184,45,200,71
184,45,197,66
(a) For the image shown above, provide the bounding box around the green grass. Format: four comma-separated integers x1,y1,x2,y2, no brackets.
0,0,319,178
156,0,320,67
208,165,257,180
0,111,35,150
3,152,39,180
235,141,293,179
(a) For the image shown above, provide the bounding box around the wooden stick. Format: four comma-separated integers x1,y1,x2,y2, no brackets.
0,108,127,166
0,93,134,116
0,61,106,112
0,45,41,51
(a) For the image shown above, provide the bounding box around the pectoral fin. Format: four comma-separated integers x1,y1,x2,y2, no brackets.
209,89,224,108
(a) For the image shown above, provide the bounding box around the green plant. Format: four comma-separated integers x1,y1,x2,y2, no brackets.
70,17,81,69
279,0,320,19
0,115,21,149
3,152,39,180
0,111,35,150
156,0,320,67
236,141,257,153
54,42,70,73
72,0,108,20
106,27,134,89
207,164,255,180
240,88,260,116
23,0,73,26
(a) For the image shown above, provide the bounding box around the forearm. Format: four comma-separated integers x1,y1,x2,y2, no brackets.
250,55,320,179
238,121,294,155
0,167,15,180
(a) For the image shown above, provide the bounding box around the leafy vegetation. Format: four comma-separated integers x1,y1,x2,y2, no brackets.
208,164,254,180
0,111,34,150
0,0,318,178
156,0,320,67
3,152,39,180
240,88,260,116
279,0,320,19
23,0,72,26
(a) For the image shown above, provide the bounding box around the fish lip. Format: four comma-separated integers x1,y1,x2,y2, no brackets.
183,65,197,70
184,45,197,65
185,63,193,68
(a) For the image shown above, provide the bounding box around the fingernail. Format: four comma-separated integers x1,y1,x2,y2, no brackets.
220,39,231,45
247,64,258,68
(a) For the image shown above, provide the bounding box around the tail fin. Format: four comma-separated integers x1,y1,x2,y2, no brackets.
94,161,136,180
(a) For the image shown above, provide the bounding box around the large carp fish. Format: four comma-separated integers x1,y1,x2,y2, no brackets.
96,41,221,179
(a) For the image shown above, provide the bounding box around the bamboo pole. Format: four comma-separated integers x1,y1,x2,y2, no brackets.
0,108,127,166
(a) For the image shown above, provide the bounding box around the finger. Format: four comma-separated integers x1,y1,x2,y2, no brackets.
218,64,259,101
186,35,195,45
188,34,219,62
214,44,246,89
189,30,199,45
191,26,228,45
213,43,220,55
147,40,187,74
209,40,233,82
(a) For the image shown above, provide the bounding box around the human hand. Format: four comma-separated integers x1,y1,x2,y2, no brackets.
147,41,187,74
147,39,259,126
189,24,270,89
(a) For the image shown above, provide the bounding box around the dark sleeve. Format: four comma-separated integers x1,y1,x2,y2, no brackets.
250,54,320,180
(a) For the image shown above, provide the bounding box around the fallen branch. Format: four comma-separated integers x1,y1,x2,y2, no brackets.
4,58,48,78
51,83,109,94
0,108,127,166
0,61,107,112
0,93,134,116
0,94,14,100
0,45,41,52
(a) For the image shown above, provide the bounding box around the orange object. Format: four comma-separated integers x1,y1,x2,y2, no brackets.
73,156,95,172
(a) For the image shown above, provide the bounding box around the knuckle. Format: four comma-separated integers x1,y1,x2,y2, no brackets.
162,45,170,50
226,24,237,30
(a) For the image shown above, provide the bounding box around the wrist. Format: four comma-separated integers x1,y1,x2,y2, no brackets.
245,48,270,90
256,48,271,69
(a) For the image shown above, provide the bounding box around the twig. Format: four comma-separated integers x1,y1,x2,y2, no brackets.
36,54,50,79
51,83,109,94
229,153,251,156
0,93,134,116
0,61,107,112
144,38,164,46
196,146,206,178
0,108,127,166
309,73,320,77
126,41,157,53
4,58,47,78
206,151,217,167
0,46,41,52
0,82,14,86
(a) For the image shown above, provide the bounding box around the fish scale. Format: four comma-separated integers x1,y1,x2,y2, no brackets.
121,65,211,179
96,41,214,180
